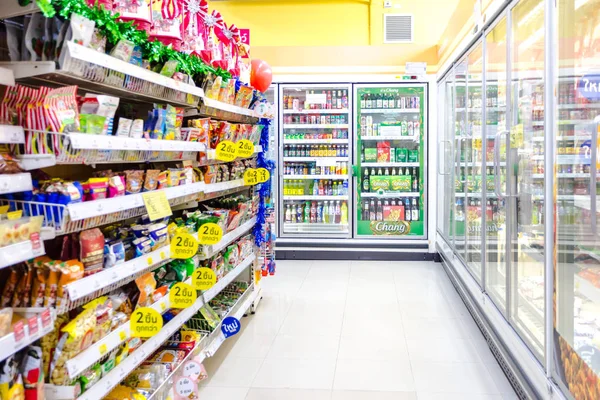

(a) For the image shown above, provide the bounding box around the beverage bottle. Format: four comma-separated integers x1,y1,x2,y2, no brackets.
391,168,397,176
343,180,348,195
363,200,370,220
342,163,348,175
327,91,332,109
337,90,343,109
369,200,376,220
376,201,383,221
377,168,383,176
283,180,288,195
405,198,412,221
297,202,303,222
332,181,337,196
334,201,341,223
313,179,319,195
360,95,366,109
342,90,348,109
413,169,419,191
317,201,323,223
336,162,342,175
341,201,348,223
310,201,316,223
366,94,372,108
332,91,338,109
323,201,329,223
412,198,419,221
384,167,390,176
383,93,389,109
327,181,333,196
319,180,324,195
304,201,310,223
371,168,376,177
285,204,291,222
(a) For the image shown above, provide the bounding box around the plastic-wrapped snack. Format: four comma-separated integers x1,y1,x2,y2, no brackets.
148,223,168,250
199,303,221,329
208,120,220,149
133,237,154,257
104,240,125,268
238,236,254,260
79,364,101,393
249,124,262,145
135,272,157,308
0,308,12,338
80,228,104,276
143,170,160,192
41,313,68,378
125,170,144,195
106,385,146,400
223,244,240,270
235,86,254,108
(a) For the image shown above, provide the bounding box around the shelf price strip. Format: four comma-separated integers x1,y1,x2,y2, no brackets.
215,140,237,161
170,232,199,259
169,282,197,309
198,223,223,245
192,267,217,290
130,307,163,338
237,139,255,158
244,168,258,185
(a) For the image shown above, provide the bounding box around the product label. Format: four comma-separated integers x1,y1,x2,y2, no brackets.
243,168,258,186
236,139,255,158
221,316,241,338
197,223,223,245
192,267,217,290
390,176,411,192
175,377,195,397
256,168,270,183
170,232,199,259
142,191,172,221
215,140,237,161
169,282,197,309
577,74,600,101
370,176,391,192
27,316,38,336
130,307,163,338
369,221,411,235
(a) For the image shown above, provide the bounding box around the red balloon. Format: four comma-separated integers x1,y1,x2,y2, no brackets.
250,59,273,93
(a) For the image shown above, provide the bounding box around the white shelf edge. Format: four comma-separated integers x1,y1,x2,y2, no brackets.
67,133,206,152
0,173,33,195
0,125,24,144
0,240,45,269
361,162,420,167
361,192,420,198
0,308,54,362
282,195,349,201
283,157,348,162
204,179,246,194
198,217,257,260
359,108,421,114
283,139,348,144
283,175,348,180
283,124,349,129
360,135,419,141
202,254,255,301
202,97,258,118
282,109,349,114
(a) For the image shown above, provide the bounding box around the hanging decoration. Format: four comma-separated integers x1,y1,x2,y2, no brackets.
181,0,207,55
114,0,152,32
253,117,275,249
250,59,273,93
149,0,184,50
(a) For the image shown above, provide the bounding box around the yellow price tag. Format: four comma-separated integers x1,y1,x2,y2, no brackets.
160,301,166,311
0,205,9,214
130,307,163,338
256,168,270,183
170,232,199,259
147,257,154,266
160,251,166,260
119,330,127,341
142,191,172,221
168,282,197,309
7,210,22,220
198,223,223,245
244,168,258,186
99,343,108,355
236,139,255,158
192,267,217,290
215,140,237,162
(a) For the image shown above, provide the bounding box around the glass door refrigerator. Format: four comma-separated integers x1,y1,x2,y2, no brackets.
278,84,353,237
354,84,428,238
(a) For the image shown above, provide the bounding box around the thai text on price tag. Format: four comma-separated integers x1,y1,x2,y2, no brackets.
142,191,172,221
175,377,196,397
192,267,217,290
170,232,199,259
244,168,258,185
236,139,254,158
130,307,163,338
256,168,270,183
197,222,223,245
221,316,241,338
215,140,237,161
169,282,197,309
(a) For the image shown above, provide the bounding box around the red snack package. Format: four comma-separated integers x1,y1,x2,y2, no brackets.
44,86,80,132
80,228,105,275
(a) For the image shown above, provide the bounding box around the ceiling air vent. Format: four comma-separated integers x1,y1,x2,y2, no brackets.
384,14,413,43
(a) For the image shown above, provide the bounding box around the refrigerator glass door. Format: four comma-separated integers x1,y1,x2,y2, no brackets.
454,60,468,257
354,84,427,238
485,17,509,314
554,0,600,396
508,0,546,361
437,80,454,241
279,84,352,237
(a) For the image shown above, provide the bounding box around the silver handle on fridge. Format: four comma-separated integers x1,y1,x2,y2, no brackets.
494,130,509,197
438,140,452,175
592,122,598,235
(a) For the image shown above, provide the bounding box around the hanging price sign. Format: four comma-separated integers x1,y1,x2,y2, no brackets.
198,223,223,245
236,139,255,158
256,168,270,183
215,140,237,161
142,191,172,221
169,282,197,309
170,232,199,259
130,307,163,338
192,267,217,290
243,168,258,186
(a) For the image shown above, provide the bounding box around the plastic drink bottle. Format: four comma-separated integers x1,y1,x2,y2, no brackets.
341,201,348,224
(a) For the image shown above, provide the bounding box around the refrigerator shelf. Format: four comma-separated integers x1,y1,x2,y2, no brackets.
361,162,419,167
283,195,348,201
532,135,592,142
533,173,593,178
284,139,348,144
361,192,419,198
282,109,349,114
360,135,419,141
532,119,596,126
359,108,420,114
574,275,600,304
284,175,347,180
284,223,349,233
283,124,349,129
283,157,348,162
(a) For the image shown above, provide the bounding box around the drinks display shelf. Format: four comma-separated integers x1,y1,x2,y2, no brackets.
459,162,506,167
0,173,32,195
0,125,24,144
360,108,420,114
532,136,592,142
361,192,420,198
283,124,349,129
284,175,347,180
283,223,349,233
361,162,419,168
284,139,348,144
0,42,203,108
283,157,348,162
0,308,54,363
283,195,348,201
532,120,596,126
283,109,349,114
360,135,419,141
0,240,45,269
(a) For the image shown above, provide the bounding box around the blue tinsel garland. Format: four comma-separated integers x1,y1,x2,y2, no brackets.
253,117,275,247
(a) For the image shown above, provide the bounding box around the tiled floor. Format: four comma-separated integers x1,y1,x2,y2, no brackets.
199,260,519,400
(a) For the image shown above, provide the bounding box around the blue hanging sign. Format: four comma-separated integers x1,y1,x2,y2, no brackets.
577,74,600,101
221,316,241,338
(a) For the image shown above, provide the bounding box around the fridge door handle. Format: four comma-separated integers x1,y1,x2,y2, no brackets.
592,123,598,235
494,130,509,197
438,140,451,176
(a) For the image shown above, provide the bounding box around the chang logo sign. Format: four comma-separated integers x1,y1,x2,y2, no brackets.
370,221,411,235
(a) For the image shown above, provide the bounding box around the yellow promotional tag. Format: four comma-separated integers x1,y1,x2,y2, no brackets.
99,343,108,355
198,223,223,245
215,140,237,162
169,282,197,309
7,210,22,220
130,307,163,338
192,267,217,290
256,168,270,183
236,139,255,158
119,330,127,341
244,168,258,186
170,232,199,259
0,205,9,215
142,191,172,221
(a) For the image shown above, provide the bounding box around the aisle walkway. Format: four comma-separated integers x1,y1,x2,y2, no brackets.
199,260,518,400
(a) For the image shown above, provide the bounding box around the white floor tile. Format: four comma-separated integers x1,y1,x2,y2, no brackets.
279,311,344,336
204,357,264,387
406,337,482,363
245,388,331,400
226,332,276,358
332,390,418,400
288,297,345,317
198,386,249,400
398,299,457,319
485,362,516,395
243,311,286,336
333,359,415,392
403,318,474,340
338,333,409,361
252,358,336,389
267,334,340,360
472,338,499,364
412,361,500,394
417,393,504,400
341,309,404,338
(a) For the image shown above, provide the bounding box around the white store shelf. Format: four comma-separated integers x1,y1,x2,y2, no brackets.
361,162,419,167
284,139,348,144
198,217,257,260
283,157,348,162
204,179,246,194
360,135,419,141
0,240,45,269
0,308,54,362
283,195,348,201
206,145,262,162
202,254,255,300
283,109,349,114
0,173,32,195
283,222,349,233
202,97,258,118
283,124,349,129
67,133,206,152
0,125,24,144
575,275,600,304
283,175,348,180
360,108,420,114
361,192,420,198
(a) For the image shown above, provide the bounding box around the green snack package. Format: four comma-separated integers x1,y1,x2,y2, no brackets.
160,60,179,78
390,175,411,192
199,304,222,329
370,176,391,192
396,148,408,162
364,148,378,162
79,114,106,135
408,149,419,163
